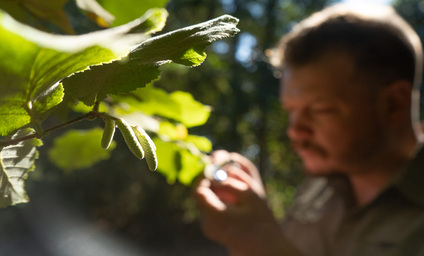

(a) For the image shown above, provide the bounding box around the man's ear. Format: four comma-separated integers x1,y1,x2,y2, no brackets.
381,80,412,125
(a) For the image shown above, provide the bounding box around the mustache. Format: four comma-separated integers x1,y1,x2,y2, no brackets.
290,140,327,157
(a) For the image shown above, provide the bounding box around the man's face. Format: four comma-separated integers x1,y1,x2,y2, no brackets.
281,54,387,175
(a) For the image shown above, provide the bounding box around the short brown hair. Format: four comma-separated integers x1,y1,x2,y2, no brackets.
271,4,423,88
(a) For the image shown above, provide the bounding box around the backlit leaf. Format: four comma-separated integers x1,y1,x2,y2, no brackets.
178,149,205,186
0,128,42,208
184,135,212,153
48,128,116,172
158,122,188,141
153,138,179,184
153,137,207,185
113,86,210,128
169,91,211,128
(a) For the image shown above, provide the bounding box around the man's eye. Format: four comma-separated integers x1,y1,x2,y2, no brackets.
311,107,335,114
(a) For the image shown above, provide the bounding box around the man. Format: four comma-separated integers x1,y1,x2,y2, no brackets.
195,3,424,256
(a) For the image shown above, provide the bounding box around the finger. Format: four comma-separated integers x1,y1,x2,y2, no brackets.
210,177,252,204
226,165,254,184
225,166,266,198
195,177,249,207
210,150,232,164
229,152,262,182
195,179,227,212
209,150,257,180
206,151,263,196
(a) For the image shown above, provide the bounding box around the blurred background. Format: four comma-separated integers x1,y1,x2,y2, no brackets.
0,0,423,255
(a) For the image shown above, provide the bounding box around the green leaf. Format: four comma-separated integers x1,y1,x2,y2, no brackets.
29,82,65,130
184,135,212,153
71,101,108,114
0,83,65,137
169,91,211,127
97,0,169,26
178,149,205,186
48,128,116,172
62,15,240,106
114,86,211,128
153,137,206,185
33,83,65,117
133,86,182,119
64,60,162,106
0,128,42,208
154,138,179,184
158,122,188,141
0,8,168,136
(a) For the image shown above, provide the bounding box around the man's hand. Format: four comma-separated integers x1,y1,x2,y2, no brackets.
194,150,301,256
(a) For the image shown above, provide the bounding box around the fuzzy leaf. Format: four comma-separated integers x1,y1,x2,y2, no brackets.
62,15,240,106
129,15,240,66
0,128,42,208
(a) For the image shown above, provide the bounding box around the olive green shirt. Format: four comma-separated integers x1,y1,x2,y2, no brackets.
283,147,424,256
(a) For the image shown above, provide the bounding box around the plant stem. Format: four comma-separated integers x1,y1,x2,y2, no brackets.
44,112,94,134
92,101,100,112
0,112,98,147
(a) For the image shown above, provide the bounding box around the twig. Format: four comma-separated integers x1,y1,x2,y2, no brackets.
0,112,99,147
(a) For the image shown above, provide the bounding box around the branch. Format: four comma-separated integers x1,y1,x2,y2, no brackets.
0,112,99,147
44,112,96,133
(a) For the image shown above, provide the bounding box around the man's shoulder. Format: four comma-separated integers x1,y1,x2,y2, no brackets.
394,145,424,206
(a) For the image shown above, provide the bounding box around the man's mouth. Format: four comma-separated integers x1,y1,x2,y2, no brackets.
291,140,327,158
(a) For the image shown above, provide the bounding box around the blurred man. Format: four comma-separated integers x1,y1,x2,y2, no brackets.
195,3,424,256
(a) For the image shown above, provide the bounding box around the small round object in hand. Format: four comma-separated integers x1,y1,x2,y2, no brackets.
213,169,228,181
204,160,236,181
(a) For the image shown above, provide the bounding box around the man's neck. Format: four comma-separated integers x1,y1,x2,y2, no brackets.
349,137,419,207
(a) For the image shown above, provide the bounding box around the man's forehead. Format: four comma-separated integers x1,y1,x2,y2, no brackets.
283,51,356,77
281,53,357,97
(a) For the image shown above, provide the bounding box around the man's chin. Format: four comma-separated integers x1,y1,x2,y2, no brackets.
301,159,335,176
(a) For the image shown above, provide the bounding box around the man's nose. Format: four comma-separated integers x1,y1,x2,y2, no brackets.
286,111,313,141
